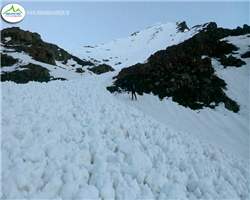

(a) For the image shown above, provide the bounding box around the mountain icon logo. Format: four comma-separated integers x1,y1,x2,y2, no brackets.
1,3,26,23
3,5,23,15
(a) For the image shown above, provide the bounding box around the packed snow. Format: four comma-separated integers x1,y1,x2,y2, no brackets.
1,24,250,199
2,72,249,199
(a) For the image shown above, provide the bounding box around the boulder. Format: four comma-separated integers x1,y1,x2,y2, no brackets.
88,64,115,75
76,68,85,73
220,55,246,67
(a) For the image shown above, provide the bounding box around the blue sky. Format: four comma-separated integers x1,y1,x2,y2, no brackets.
1,1,249,48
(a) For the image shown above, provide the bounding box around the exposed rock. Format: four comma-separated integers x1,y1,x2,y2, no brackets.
107,22,246,112
76,68,85,73
177,21,189,32
1,63,51,83
220,55,246,67
1,27,41,45
51,77,67,81
215,24,250,39
131,31,139,36
88,64,115,75
115,62,122,65
1,54,18,67
1,27,94,67
84,45,94,48
225,97,240,112
241,50,250,58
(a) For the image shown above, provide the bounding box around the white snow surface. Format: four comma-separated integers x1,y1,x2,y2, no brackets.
4,37,11,42
115,34,250,159
2,72,250,199
66,22,204,70
1,24,250,199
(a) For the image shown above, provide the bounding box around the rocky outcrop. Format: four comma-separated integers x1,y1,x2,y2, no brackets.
88,64,115,75
177,21,189,32
241,50,250,58
1,27,41,45
107,22,250,112
1,63,51,83
1,27,94,67
76,68,85,73
220,55,246,67
1,54,19,67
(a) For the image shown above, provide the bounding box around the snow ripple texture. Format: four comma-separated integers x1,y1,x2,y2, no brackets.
1,76,250,199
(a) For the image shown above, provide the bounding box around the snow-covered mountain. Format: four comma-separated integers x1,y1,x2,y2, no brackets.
1,27,114,82
115,33,250,160
67,21,206,69
1,22,250,199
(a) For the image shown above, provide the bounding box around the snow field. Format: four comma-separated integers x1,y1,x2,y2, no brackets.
67,22,205,71
1,74,249,199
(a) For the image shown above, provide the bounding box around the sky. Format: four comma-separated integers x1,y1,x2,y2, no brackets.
1,1,249,49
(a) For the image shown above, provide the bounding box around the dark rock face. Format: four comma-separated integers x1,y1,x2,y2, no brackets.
177,21,189,32
241,50,250,58
88,64,115,75
220,55,246,67
1,63,51,83
1,54,19,67
1,27,94,66
1,27,41,45
165,23,240,59
76,68,85,73
51,77,67,81
107,22,248,113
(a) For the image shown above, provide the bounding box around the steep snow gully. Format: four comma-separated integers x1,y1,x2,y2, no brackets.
1,73,249,199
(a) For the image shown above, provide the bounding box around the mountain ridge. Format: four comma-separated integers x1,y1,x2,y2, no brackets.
107,22,250,112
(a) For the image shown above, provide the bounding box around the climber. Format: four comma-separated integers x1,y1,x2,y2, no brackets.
131,83,137,100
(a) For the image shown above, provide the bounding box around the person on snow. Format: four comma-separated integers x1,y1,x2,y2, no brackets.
131,83,137,100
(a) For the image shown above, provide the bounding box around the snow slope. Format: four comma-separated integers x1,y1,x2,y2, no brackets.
114,34,250,160
1,72,249,199
1,23,249,199
67,22,204,70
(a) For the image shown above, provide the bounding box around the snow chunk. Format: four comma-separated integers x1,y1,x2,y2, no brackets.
75,184,99,199
60,181,79,199
43,175,63,198
126,148,152,171
22,146,45,163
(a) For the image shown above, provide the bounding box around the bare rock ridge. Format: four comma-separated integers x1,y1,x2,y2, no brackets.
107,22,250,112
1,27,114,83
1,27,94,66
1,63,51,83
177,21,189,32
